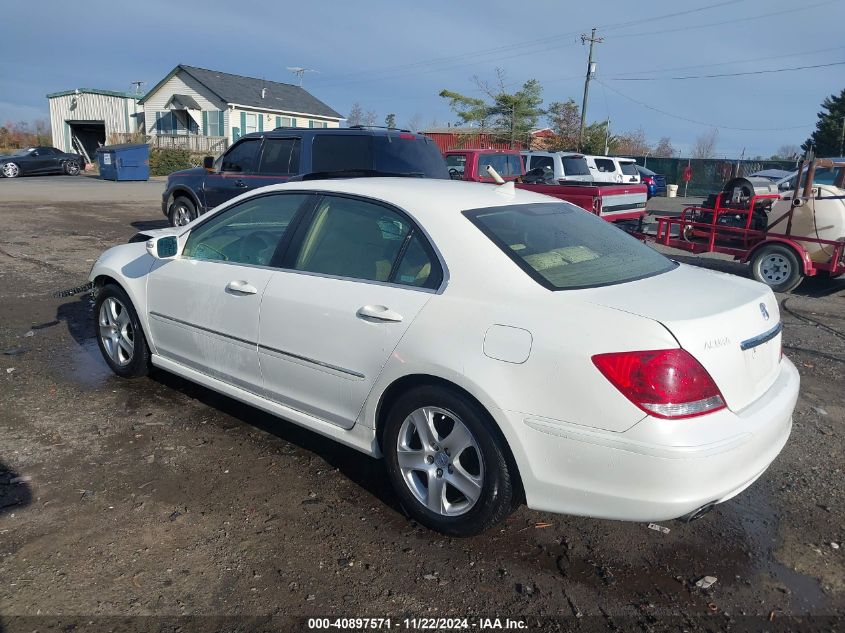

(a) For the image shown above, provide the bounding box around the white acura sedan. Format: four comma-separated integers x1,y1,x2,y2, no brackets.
89,178,798,536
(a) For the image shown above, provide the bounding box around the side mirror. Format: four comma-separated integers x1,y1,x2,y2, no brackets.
203,156,214,170
146,235,179,259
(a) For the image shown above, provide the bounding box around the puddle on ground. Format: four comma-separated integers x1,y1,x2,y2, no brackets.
62,338,113,389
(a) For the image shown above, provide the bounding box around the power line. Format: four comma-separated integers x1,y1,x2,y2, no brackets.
611,0,836,41
607,44,845,77
608,60,845,81
595,79,812,132
312,0,754,86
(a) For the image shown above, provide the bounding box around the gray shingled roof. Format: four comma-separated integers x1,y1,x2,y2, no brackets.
180,65,342,119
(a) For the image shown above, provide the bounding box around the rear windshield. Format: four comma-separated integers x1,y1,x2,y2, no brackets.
637,166,657,176
374,136,449,178
465,203,676,290
479,153,524,177
561,157,590,176
620,162,639,176
310,134,448,178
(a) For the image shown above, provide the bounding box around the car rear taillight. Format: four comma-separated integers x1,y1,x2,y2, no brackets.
592,349,726,419
643,176,654,185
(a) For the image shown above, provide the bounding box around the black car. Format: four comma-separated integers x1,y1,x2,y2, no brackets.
162,127,450,226
0,146,84,178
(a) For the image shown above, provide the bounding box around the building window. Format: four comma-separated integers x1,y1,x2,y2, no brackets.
309,120,328,128
276,116,296,128
206,111,221,136
245,112,258,134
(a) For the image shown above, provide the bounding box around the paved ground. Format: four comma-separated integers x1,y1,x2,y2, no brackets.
0,177,843,632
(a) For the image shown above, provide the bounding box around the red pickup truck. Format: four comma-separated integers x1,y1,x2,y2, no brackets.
444,148,648,222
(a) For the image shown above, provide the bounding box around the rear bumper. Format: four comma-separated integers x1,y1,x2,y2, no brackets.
503,357,799,521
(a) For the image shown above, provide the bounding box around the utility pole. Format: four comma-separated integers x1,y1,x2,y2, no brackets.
579,28,603,152
839,115,845,156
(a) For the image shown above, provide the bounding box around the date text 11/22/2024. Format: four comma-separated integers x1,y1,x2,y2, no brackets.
307,617,528,630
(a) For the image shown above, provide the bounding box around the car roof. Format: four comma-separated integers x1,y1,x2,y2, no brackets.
239,127,426,140
262,177,552,216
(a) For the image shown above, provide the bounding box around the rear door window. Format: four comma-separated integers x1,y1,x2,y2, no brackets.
465,202,675,290
561,157,590,176
221,139,262,173
529,156,554,172
259,138,302,175
593,158,616,174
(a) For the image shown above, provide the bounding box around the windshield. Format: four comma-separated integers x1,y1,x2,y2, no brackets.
464,202,676,290
561,157,590,176
12,148,32,156
620,162,639,176
637,166,656,176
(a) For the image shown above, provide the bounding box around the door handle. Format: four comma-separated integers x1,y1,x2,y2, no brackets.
357,305,403,322
226,280,258,295
234,179,248,188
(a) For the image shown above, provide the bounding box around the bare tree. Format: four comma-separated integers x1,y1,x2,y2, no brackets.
406,114,423,132
773,144,800,160
653,136,675,157
615,128,651,156
362,110,378,127
346,102,363,127
691,129,719,159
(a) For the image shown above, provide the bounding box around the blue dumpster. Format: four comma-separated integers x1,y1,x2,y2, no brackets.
96,143,150,181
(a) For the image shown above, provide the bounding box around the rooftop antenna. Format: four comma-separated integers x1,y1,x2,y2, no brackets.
286,67,319,86
130,81,144,95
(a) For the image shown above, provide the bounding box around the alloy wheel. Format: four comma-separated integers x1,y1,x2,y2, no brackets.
98,296,135,366
172,203,191,226
2,163,19,178
396,406,485,516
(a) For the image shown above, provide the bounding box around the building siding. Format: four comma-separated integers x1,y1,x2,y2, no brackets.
142,72,227,138
49,92,140,152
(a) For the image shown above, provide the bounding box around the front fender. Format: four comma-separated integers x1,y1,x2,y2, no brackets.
89,243,157,353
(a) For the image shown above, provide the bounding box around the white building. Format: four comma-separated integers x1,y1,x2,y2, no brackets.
138,64,343,154
47,89,142,162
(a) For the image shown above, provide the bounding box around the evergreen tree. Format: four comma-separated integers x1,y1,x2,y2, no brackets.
802,88,845,156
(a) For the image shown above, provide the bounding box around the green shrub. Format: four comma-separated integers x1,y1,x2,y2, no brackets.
149,148,194,176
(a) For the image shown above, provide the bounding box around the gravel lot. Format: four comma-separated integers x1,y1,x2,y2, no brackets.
0,177,843,632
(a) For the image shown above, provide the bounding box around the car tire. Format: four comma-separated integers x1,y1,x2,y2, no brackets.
2,162,20,178
63,160,81,176
168,196,197,227
383,385,514,536
750,244,803,293
94,284,151,378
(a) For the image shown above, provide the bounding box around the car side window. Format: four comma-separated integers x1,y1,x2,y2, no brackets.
292,196,416,283
530,156,554,172
594,159,616,173
259,138,301,175
182,193,309,266
393,233,441,289
220,139,262,173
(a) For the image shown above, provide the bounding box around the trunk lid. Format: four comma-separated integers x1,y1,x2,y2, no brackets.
578,264,782,412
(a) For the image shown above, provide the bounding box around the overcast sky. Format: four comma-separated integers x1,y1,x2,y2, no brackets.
2,0,843,157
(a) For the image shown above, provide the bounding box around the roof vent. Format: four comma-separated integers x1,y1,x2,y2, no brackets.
261,87,266,99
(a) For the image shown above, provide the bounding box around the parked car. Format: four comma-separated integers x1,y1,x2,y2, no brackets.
446,148,647,222
748,168,793,183
162,127,449,226
0,146,84,178
774,158,845,190
584,155,640,184
90,178,797,536
635,165,667,198
520,151,594,183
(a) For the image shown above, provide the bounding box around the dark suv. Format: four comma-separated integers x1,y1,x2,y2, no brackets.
162,127,449,226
